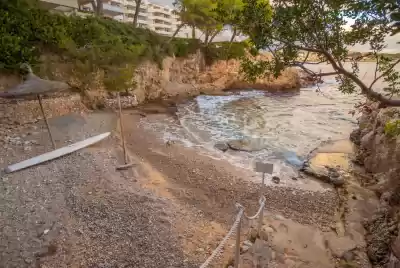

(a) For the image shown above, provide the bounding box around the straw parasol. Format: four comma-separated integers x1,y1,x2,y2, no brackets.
0,64,72,149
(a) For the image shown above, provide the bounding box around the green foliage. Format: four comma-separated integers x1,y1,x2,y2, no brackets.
170,38,201,57
0,0,199,91
384,119,400,137
229,0,400,106
389,2,400,36
174,0,223,44
203,41,248,65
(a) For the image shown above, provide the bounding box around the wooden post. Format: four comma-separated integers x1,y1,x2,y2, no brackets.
117,92,128,164
37,95,56,150
257,172,265,235
235,216,242,268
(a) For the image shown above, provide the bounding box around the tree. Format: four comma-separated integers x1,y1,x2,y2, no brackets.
389,1,400,36
215,0,244,46
170,0,223,44
215,0,272,59
133,0,142,27
233,0,400,106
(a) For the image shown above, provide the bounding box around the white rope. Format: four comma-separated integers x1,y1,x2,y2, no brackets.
199,204,244,268
243,196,266,220
199,197,267,268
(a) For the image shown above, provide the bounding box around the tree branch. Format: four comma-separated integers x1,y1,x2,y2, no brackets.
369,58,400,90
294,60,327,65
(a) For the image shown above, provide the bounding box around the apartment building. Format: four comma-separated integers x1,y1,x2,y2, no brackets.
38,0,193,38
123,0,192,38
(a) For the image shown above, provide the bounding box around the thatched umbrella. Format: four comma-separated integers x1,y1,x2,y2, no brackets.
0,64,71,149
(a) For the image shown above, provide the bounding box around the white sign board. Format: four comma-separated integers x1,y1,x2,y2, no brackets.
254,162,274,174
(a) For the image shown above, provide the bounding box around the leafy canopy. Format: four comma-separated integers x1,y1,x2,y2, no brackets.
231,0,400,106
174,0,223,43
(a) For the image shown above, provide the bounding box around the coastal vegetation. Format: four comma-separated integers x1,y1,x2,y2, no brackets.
223,0,400,107
0,0,249,92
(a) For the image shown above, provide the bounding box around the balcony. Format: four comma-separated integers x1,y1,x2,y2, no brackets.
39,0,78,11
110,0,122,4
153,20,172,28
103,3,124,16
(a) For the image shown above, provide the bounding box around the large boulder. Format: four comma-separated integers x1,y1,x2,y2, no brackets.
214,142,229,152
227,138,268,152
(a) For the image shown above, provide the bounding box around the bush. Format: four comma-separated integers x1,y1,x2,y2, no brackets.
0,0,199,90
203,41,249,65
384,119,400,137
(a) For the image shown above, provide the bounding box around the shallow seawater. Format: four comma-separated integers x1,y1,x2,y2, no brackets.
141,77,362,184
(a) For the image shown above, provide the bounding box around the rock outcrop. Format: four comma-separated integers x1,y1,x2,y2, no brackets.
129,51,301,107
0,52,303,126
350,102,400,266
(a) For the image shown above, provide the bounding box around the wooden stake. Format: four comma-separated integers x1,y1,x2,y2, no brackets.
117,92,128,164
235,216,242,268
37,95,56,150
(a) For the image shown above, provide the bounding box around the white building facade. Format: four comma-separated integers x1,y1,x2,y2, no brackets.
57,0,193,38
123,0,192,38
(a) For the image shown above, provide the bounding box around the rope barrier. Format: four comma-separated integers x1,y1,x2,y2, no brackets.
199,204,244,268
243,196,266,220
199,197,266,268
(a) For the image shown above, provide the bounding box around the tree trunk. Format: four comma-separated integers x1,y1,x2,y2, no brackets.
166,23,185,44
207,30,220,45
204,31,210,46
95,0,103,16
191,26,196,39
226,28,237,60
133,0,142,27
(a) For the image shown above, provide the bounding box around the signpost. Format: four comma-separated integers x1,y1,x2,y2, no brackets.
254,161,274,236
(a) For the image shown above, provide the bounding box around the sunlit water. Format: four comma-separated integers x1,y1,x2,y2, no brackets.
140,63,396,183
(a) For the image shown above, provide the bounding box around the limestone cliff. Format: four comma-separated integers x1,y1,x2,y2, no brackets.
129,51,301,106
351,103,400,191
0,52,302,123
350,103,400,266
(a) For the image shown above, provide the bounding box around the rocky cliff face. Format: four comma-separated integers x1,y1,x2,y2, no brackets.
0,52,302,124
129,51,301,106
351,104,400,192
350,103,400,266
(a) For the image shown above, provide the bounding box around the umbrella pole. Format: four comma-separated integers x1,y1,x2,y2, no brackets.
116,92,133,170
118,92,128,164
37,95,56,150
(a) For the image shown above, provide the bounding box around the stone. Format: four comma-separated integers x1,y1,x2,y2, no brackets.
243,240,253,247
227,138,268,152
272,176,280,184
284,259,297,267
391,233,400,259
342,250,355,262
330,176,345,187
248,228,258,242
350,128,361,145
291,177,298,180
360,131,374,149
214,142,229,152
241,244,251,253
324,233,357,258
259,226,274,241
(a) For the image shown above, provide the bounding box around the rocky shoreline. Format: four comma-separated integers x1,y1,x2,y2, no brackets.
349,103,400,267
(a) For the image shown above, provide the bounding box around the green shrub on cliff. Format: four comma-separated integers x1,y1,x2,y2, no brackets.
0,0,206,92
203,41,249,65
0,0,170,71
384,119,400,137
